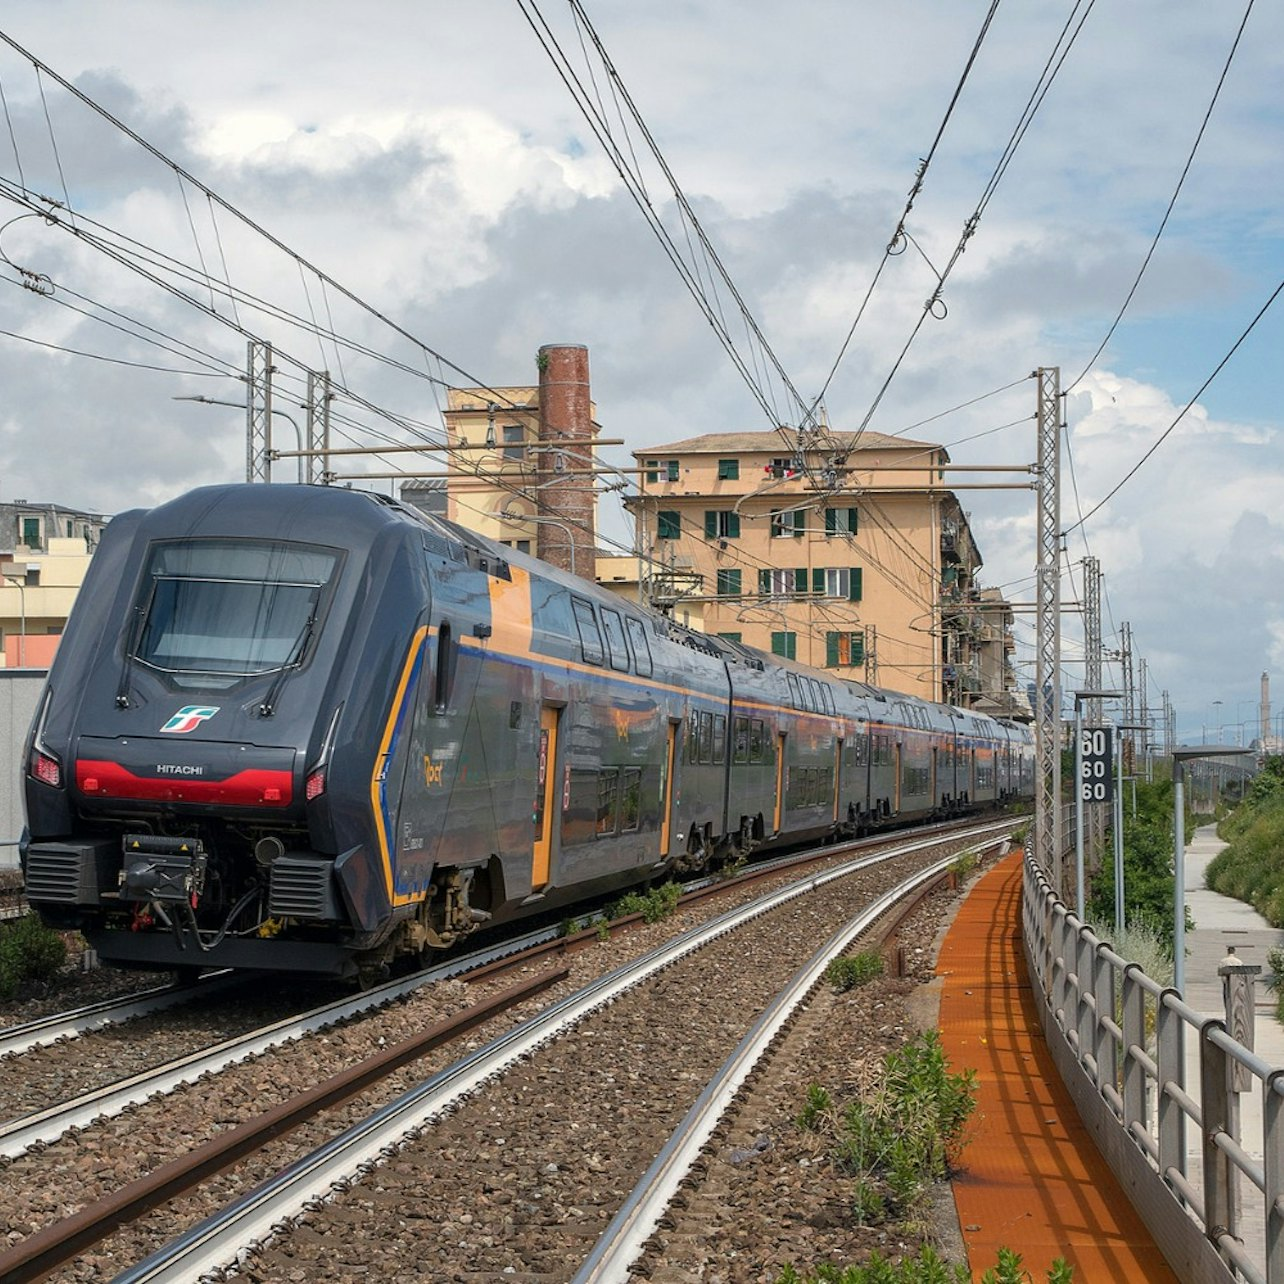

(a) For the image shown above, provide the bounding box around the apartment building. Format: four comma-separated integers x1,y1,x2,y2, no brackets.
623,429,1016,708
0,501,109,667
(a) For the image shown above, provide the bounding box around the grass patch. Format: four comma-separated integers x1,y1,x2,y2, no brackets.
607,881,682,924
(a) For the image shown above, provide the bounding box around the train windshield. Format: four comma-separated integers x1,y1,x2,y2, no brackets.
133,539,340,683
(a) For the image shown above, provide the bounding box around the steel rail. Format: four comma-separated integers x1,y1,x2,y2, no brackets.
0,971,240,1059
113,824,1007,1284
572,845,985,1282
0,968,567,1284
0,921,566,1154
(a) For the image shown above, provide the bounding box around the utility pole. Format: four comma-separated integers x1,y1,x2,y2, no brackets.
305,370,332,485
246,340,273,483
1120,622,1135,774
1034,368,1062,886
865,624,878,685
1139,657,1150,779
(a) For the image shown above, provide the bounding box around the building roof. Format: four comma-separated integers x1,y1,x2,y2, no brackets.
635,429,941,456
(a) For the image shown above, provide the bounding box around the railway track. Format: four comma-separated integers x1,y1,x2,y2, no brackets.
0,816,1018,1283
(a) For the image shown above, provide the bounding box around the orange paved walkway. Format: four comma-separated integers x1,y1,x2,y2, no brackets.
938,851,1179,1283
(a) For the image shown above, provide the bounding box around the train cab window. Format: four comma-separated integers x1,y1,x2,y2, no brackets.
600,608,630,672
133,539,339,690
698,710,714,763
713,714,727,764
749,719,765,763
733,715,750,763
625,617,653,676
571,597,604,665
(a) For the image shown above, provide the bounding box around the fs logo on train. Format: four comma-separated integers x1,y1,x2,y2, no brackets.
159,706,220,734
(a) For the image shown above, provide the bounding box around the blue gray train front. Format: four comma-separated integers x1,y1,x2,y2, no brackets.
19,485,542,978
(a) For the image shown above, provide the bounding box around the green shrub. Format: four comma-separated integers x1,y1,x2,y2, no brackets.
0,915,68,998
824,950,884,993
608,881,682,924
775,1249,1072,1284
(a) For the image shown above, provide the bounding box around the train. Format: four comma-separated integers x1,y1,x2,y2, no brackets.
20,484,1034,980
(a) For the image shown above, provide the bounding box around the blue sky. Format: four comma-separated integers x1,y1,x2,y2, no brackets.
0,0,1281,742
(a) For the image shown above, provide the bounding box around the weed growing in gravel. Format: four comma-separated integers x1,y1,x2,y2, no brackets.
607,881,682,924
824,951,884,993
797,1083,833,1131
797,1031,976,1226
775,1245,1073,1283
949,849,978,879
0,915,67,999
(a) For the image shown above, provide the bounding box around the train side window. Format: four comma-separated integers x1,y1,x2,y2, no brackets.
821,685,835,716
620,767,642,831
625,617,653,677
806,679,820,712
786,672,802,709
596,769,620,836
712,714,726,764
698,710,713,763
434,620,453,712
687,711,700,763
571,597,604,665
749,719,765,763
733,716,750,763
600,608,630,672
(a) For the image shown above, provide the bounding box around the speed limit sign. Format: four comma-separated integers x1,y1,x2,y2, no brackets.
1079,725,1114,804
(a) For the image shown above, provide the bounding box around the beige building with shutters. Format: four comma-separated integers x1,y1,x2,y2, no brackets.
622,429,1010,707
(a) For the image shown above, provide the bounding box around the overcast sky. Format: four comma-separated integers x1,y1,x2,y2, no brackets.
1,0,1281,742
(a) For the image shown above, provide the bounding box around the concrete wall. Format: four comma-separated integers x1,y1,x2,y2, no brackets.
0,669,45,868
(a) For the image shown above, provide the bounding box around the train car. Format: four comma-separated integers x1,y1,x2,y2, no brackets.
20,484,1032,980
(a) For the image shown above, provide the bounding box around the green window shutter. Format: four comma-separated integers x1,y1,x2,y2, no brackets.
717,631,742,643
666,460,679,481
812,567,825,594
847,507,859,535
793,568,807,594
771,632,796,659
851,632,865,664
758,569,771,595
717,459,739,480
716,569,741,596
727,512,741,539
793,510,805,537
849,567,863,601
704,511,716,539
657,511,680,539
645,460,659,484
824,507,836,535
826,632,839,667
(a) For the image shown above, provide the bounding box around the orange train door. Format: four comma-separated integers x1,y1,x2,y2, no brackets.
659,719,678,858
773,732,787,833
532,706,561,890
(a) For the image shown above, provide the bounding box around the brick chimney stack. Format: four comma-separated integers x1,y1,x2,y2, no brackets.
535,344,595,578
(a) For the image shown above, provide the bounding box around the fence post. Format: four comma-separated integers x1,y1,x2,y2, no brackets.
1122,963,1148,1134
1200,1018,1232,1251
1157,993,1187,1199
1095,942,1117,1091
1265,1071,1284,1283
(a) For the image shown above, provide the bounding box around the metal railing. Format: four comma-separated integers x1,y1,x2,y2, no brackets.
1024,849,1284,1284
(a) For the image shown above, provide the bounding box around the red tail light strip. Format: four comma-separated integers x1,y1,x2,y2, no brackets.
75,760,293,807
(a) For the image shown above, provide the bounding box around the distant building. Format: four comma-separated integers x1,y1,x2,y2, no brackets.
0,501,109,667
